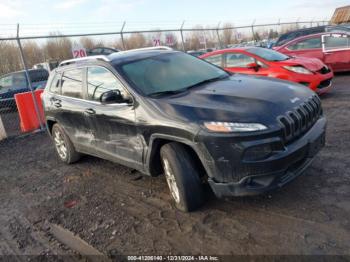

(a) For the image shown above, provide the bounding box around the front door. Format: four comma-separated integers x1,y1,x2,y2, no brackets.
84,66,143,169
224,53,270,76
322,33,350,72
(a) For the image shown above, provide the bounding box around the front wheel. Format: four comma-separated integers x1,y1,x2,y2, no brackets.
160,143,204,212
52,123,81,164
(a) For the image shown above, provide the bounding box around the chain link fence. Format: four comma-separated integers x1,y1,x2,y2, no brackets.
0,19,328,141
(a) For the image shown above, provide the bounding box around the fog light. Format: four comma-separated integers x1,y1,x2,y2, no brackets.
244,144,273,161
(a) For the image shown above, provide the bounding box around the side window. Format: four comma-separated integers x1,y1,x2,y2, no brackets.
288,37,321,50
49,73,62,94
226,53,255,68
204,54,223,67
61,69,83,99
0,75,12,88
29,70,49,83
324,34,350,51
12,72,28,88
87,67,126,102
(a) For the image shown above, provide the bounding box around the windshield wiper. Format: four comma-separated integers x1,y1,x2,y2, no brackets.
183,75,229,90
148,75,229,98
148,89,185,97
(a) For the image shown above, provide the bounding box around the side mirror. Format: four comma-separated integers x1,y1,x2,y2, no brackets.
247,62,260,72
100,90,129,104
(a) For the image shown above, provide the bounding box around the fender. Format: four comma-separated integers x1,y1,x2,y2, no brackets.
144,133,216,178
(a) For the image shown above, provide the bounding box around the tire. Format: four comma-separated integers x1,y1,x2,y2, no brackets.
51,123,81,164
160,142,204,212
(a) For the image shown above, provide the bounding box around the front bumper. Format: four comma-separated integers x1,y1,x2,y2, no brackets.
201,117,326,197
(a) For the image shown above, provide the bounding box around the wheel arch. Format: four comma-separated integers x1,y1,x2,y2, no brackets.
146,135,207,179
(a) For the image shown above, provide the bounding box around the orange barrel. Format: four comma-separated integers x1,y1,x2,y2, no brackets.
15,89,45,133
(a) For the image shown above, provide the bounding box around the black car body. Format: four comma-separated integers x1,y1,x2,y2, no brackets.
87,47,120,56
0,69,49,109
42,48,326,211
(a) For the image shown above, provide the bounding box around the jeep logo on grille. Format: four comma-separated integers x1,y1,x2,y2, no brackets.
290,97,300,103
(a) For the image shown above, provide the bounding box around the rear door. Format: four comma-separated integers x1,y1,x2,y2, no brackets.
50,68,92,147
284,36,324,61
322,33,350,72
84,66,142,169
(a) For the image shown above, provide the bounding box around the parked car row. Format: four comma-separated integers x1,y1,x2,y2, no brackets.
42,46,326,212
274,32,350,72
200,47,333,94
0,69,49,110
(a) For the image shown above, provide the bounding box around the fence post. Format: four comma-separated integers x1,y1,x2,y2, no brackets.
120,21,126,50
16,24,44,131
251,19,256,42
0,117,6,140
180,21,186,51
216,22,222,49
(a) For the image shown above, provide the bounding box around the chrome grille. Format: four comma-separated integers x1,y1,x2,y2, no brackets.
278,95,322,143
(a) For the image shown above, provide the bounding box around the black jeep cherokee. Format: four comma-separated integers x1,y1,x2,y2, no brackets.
42,47,326,212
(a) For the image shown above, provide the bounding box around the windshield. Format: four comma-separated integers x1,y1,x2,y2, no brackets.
246,47,290,61
118,52,228,96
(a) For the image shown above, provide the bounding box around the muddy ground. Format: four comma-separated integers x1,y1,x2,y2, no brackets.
0,74,349,259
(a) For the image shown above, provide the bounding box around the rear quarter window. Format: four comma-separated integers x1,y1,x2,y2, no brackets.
61,69,83,99
288,37,322,50
49,73,62,94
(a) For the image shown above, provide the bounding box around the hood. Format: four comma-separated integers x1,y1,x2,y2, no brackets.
151,75,315,127
276,57,325,72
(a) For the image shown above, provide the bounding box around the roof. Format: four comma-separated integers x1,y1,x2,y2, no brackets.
331,5,350,24
109,49,176,66
58,46,176,68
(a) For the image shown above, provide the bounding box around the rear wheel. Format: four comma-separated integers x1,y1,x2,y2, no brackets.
160,143,204,212
52,123,81,164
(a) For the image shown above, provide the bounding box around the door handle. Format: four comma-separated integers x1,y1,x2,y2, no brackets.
50,97,62,108
84,108,96,115
53,101,62,108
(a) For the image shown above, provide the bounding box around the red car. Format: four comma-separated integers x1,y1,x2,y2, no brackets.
200,47,334,94
274,32,350,72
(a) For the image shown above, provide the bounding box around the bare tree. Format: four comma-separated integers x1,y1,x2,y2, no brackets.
221,23,235,46
0,41,22,75
125,33,147,49
43,33,73,61
23,41,45,68
79,37,96,49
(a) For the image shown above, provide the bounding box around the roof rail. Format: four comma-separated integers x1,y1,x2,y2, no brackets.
59,55,110,67
125,46,173,52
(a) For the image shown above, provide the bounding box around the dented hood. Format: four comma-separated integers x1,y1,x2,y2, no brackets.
276,57,325,72
151,74,315,127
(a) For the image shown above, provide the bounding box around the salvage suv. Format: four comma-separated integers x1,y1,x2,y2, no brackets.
42,47,326,212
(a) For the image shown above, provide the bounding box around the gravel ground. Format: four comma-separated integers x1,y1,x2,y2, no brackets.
0,74,349,258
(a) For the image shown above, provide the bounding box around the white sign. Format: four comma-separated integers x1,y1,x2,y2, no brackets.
72,44,87,58
236,32,242,40
152,34,161,46
165,34,174,46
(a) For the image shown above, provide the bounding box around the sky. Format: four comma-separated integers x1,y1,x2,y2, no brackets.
0,0,348,37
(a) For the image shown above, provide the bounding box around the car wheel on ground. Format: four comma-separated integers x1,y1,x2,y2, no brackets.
160,142,204,212
52,123,81,164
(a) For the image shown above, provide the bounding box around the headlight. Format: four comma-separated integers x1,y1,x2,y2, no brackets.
283,65,313,75
204,122,267,133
